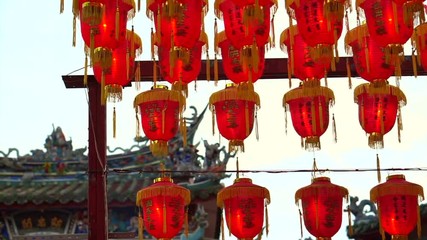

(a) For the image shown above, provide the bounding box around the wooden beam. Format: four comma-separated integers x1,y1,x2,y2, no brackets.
63,56,425,89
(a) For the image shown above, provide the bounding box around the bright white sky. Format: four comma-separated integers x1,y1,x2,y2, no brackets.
1,1,427,239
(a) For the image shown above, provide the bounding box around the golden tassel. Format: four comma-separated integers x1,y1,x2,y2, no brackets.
135,62,141,90
417,204,422,239
376,153,381,183
138,213,144,240
221,212,225,240
299,209,303,239
163,202,167,233
84,51,89,86
255,110,259,141
346,58,352,89
113,106,116,138
324,70,328,87
150,28,155,60
115,6,120,40
90,28,95,66
214,54,218,82
101,71,106,105
393,1,398,33
206,52,211,81
265,202,269,236
73,15,77,47
212,109,216,135
153,60,157,86
135,109,140,139
138,0,141,11
412,48,418,78
270,14,276,48
185,208,189,238
287,59,292,88
347,205,354,236
245,101,250,136
332,113,337,143
301,137,304,148
60,0,64,13
126,49,130,81
181,118,187,147
162,107,166,134
398,106,403,143
131,25,135,58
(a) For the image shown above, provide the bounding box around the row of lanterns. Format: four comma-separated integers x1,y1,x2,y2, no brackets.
65,0,425,156
135,166,424,240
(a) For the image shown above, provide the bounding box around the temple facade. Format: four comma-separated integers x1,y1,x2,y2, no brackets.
0,106,232,240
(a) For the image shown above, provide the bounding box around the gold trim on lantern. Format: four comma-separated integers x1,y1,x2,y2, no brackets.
81,2,104,25
105,84,123,103
217,178,271,209
93,47,113,70
353,82,407,107
133,86,186,112
370,174,424,202
283,84,335,109
295,177,349,205
209,83,261,114
344,24,369,55
136,181,191,206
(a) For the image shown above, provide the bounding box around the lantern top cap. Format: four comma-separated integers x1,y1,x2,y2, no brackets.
154,176,173,183
312,176,330,183
151,84,169,90
225,83,236,88
234,177,252,184
386,174,405,181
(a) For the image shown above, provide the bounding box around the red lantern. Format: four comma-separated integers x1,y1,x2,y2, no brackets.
93,30,142,102
134,85,186,156
370,174,424,240
137,175,191,240
357,0,414,47
345,24,395,83
283,82,335,151
357,0,414,76
295,176,348,239
73,0,135,51
412,22,427,72
214,0,274,49
217,177,270,239
157,32,207,95
216,31,265,84
148,0,207,50
209,83,260,152
354,82,407,149
281,25,331,83
286,0,350,62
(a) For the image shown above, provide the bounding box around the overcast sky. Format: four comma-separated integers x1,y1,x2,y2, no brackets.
1,1,427,239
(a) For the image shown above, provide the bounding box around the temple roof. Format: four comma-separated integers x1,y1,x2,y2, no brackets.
0,106,233,207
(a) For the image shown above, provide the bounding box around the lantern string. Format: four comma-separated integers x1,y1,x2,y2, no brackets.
298,209,303,239
106,166,427,175
376,153,381,183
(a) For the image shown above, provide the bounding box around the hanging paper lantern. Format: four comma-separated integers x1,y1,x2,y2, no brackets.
280,25,331,84
370,174,424,240
357,0,414,77
136,174,191,239
73,0,135,53
295,176,348,239
412,22,427,72
93,30,142,102
209,83,260,152
345,24,395,83
286,0,350,64
216,31,265,84
283,82,335,151
214,0,275,49
217,177,270,239
354,82,407,149
148,0,207,51
134,85,186,157
157,32,208,95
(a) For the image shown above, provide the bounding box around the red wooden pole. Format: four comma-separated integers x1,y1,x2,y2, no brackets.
88,81,108,240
